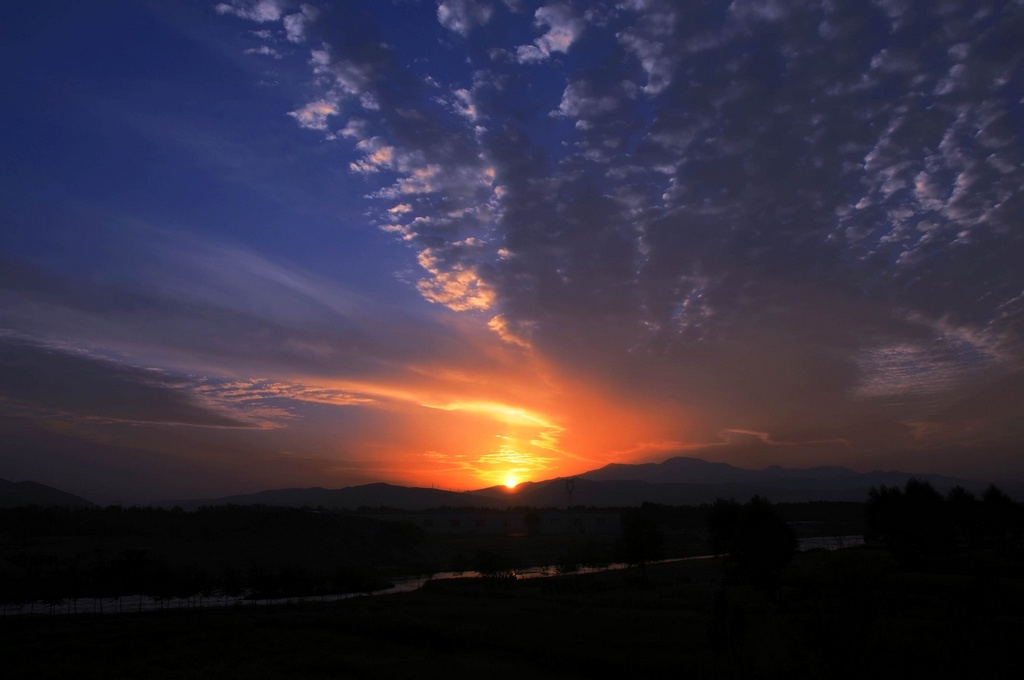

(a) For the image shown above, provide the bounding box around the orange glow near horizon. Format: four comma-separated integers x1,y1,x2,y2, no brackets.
289,358,697,491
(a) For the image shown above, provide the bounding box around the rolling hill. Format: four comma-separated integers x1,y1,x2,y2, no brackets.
160,456,995,510
0,478,95,508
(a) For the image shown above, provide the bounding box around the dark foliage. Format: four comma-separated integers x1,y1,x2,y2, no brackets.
472,548,520,581
616,503,664,573
866,479,1024,567
0,504,427,610
707,495,796,588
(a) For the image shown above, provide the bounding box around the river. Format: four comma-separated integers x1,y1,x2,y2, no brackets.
5,535,863,616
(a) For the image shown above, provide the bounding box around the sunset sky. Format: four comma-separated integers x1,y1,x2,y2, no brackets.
2,0,1023,504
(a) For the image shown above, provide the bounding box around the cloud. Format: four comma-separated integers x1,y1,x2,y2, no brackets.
287,99,339,130
728,0,792,23
0,234,510,387
0,410,375,505
244,45,282,59
555,78,625,119
11,0,1021,502
416,249,496,312
213,1,507,317
440,88,480,122
1,227,574,494
617,0,677,94
349,137,396,173
215,0,285,23
916,371,1024,446
852,335,997,420
218,0,1024,384
201,0,1024,482
283,5,317,43
487,313,532,348
515,2,585,64
437,0,494,36
0,337,250,428
245,0,1023,368
191,378,375,427
413,399,565,485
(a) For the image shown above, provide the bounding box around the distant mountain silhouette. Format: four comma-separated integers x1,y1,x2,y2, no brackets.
458,457,990,509
162,456,996,510
0,478,95,508
574,456,982,494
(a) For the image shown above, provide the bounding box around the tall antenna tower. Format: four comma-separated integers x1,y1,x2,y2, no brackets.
565,478,576,509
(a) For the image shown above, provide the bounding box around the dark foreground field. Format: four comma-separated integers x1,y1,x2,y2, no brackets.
4,548,1023,680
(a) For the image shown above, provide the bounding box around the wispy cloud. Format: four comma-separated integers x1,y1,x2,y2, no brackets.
215,0,285,23
0,336,251,429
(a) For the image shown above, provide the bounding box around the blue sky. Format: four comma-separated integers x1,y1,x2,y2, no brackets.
2,0,1023,503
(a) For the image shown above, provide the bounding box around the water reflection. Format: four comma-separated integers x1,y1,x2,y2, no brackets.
8,539,860,616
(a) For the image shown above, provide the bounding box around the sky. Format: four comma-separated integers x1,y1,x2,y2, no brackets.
2,0,1023,504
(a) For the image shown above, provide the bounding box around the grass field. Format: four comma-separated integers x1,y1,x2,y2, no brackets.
5,548,1023,679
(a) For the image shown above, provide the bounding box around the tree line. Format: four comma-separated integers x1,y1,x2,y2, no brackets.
4,482,1019,614
0,504,425,614
866,479,1023,567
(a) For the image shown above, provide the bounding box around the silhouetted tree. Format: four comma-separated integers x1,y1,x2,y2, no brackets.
707,499,741,556
524,511,541,536
867,478,954,566
707,495,796,588
981,484,1023,551
707,587,746,657
946,485,980,551
473,549,518,581
555,550,580,575
450,551,468,576
582,539,608,570
617,504,664,579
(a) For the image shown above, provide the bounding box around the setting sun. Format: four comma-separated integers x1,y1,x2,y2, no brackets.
504,476,518,489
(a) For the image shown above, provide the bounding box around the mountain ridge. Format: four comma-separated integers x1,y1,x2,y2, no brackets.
7,456,1004,511
158,455,998,510
0,478,96,508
